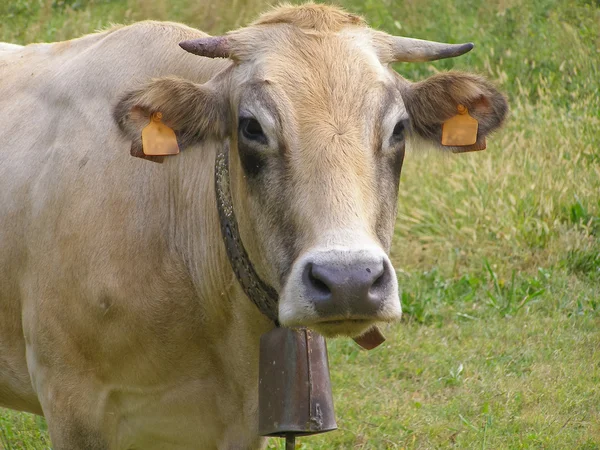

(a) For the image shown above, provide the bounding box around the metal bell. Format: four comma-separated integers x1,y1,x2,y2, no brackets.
258,327,337,441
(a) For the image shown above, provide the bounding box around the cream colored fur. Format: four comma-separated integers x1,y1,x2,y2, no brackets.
0,43,23,54
0,21,267,450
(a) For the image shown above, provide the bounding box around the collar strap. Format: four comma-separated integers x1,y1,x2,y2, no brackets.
215,142,280,325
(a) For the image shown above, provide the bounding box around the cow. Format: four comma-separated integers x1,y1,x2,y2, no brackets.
0,3,507,449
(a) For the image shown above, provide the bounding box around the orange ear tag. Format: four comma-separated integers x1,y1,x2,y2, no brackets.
141,112,180,156
441,105,479,147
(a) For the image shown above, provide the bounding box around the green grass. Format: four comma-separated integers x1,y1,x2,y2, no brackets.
1,0,599,448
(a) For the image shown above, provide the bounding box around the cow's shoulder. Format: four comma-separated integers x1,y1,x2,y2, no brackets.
1,21,228,98
95,20,210,54
90,20,227,84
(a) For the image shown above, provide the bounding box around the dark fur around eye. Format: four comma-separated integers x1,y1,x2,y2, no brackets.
238,144,265,178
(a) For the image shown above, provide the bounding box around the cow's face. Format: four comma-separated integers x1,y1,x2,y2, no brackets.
116,4,507,339
225,30,409,338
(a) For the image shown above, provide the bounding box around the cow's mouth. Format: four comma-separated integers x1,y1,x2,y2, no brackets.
319,319,370,325
310,318,375,338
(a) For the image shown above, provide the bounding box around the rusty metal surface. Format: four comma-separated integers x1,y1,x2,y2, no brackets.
259,328,337,437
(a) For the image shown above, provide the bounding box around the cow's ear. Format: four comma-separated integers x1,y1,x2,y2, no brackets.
114,76,230,156
403,72,508,152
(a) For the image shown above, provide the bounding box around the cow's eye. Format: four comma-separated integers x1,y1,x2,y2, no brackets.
392,121,405,140
240,118,266,143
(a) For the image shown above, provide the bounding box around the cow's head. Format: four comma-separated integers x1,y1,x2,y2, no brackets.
115,4,507,339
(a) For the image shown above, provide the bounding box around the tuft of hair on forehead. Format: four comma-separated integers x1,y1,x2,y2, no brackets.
251,2,366,32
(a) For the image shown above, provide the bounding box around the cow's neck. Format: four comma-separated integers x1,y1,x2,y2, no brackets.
168,140,273,337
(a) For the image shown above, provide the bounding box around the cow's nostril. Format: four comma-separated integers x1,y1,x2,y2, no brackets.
308,265,331,296
370,267,386,291
303,262,333,304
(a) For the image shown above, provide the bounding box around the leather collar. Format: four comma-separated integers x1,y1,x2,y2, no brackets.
215,142,280,325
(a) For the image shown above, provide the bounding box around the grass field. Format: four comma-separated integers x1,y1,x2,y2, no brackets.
1,0,599,448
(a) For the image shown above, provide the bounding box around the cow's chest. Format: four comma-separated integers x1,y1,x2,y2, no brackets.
104,375,265,449
23,276,270,449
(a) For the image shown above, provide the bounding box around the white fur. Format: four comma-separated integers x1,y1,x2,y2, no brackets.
0,42,23,54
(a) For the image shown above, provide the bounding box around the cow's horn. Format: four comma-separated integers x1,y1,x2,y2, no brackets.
179,36,231,59
391,37,474,62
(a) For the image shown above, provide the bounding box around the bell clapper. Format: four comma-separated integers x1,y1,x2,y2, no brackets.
285,434,296,450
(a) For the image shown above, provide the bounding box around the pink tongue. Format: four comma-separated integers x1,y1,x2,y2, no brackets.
353,326,386,350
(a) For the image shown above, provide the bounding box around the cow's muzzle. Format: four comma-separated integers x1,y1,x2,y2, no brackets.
279,247,402,337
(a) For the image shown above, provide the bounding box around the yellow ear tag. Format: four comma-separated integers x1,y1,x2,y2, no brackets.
141,112,180,156
441,105,478,147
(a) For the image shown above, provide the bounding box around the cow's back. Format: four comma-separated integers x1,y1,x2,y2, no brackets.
0,22,229,416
